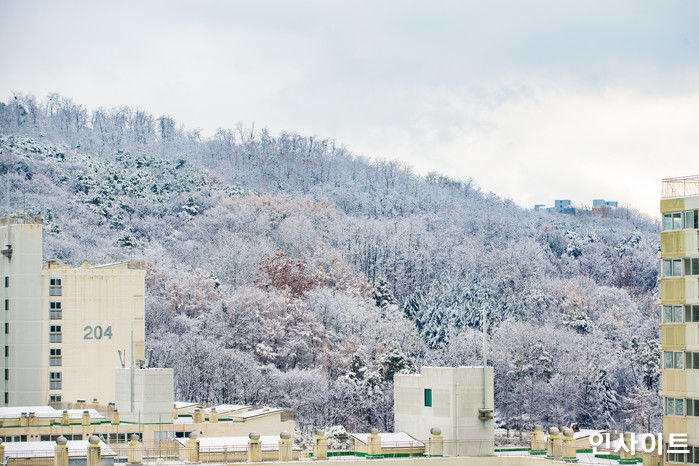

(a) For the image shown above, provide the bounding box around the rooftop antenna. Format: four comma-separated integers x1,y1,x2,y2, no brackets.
478,303,494,426
482,304,487,406
130,329,135,413
2,183,12,260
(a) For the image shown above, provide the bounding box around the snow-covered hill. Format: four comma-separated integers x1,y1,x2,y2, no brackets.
0,94,660,432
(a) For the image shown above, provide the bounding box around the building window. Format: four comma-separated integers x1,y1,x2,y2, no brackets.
49,302,62,320
49,372,61,390
4,392,7,404
49,278,62,296
3,276,7,288
665,351,685,369
666,397,685,416
664,212,683,231
664,259,683,277
49,326,62,343
685,210,698,229
686,258,699,276
4,369,7,381
667,446,687,463
3,299,7,311
4,323,7,334
49,395,61,404
49,348,62,366
4,346,8,357
687,353,699,370
424,388,432,407
664,305,685,323
688,305,699,323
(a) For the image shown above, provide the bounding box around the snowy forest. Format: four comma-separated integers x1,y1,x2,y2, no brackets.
0,94,661,435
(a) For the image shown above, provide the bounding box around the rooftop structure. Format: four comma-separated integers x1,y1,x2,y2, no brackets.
394,366,494,457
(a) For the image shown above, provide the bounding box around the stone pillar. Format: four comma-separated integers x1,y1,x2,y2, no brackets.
209,407,218,423
81,410,90,426
0,439,5,463
173,404,179,420
111,409,120,425
279,431,293,461
546,427,560,459
19,412,28,427
367,428,382,457
54,436,69,466
29,412,38,426
87,435,101,466
193,408,204,424
61,410,70,426
128,434,143,464
531,425,546,455
551,428,563,459
92,399,99,410
562,428,578,462
247,432,262,462
107,402,115,417
77,399,86,409
313,429,327,460
186,432,200,463
429,427,443,456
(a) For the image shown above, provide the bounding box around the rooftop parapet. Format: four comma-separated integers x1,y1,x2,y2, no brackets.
662,175,699,199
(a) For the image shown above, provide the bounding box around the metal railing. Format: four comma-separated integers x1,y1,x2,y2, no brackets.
663,175,699,199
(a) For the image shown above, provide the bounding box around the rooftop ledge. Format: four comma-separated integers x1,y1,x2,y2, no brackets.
662,175,699,199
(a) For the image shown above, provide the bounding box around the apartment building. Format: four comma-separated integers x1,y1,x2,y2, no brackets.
660,175,699,464
0,216,145,406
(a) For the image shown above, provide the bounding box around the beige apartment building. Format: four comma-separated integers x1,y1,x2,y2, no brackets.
0,216,145,407
660,175,699,464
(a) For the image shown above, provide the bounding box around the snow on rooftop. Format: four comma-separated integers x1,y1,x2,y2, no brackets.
92,261,130,269
65,409,105,420
4,440,116,459
573,429,603,440
204,404,250,414
349,432,424,449
234,407,283,419
175,436,300,452
174,401,200,409
0,406,61,419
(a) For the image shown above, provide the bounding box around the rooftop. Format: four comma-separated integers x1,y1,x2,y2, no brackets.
203,404,251,415
0,406,61,419
662,175,699,199
3,440,116,459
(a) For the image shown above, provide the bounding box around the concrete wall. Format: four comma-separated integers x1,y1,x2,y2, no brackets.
0,221,44,406
115,368,174,424
394,366,494,457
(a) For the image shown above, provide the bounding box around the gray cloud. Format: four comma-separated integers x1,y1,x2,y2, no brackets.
1,0,698,216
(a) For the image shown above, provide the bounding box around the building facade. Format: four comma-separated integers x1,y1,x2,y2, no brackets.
0,216,145,407
660,175,699,464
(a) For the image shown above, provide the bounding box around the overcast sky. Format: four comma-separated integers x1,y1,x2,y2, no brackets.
1,1,698,217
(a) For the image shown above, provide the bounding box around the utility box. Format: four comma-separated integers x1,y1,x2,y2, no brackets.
115,368,174,423
394,366,494,457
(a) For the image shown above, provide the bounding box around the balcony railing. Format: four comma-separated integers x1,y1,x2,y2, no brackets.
663,175,699,199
